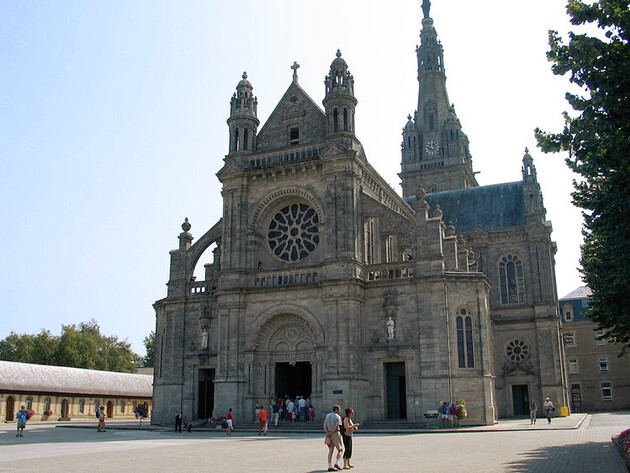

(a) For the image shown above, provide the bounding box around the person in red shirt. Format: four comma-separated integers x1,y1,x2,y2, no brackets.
257,405,268,436
226,408,234,436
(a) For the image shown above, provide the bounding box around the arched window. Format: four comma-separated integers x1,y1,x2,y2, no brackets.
43,398,51,413
343,108,349,132
499,254,525,304
333,108,339,132
79,399,85,413
26,397,33,410
120,401,125,414
456,309,474,368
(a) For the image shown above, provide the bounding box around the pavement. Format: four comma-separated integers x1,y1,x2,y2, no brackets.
1,412,628,472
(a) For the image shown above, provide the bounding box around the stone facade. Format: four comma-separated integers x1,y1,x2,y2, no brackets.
561,287,630,411
152,4,568,426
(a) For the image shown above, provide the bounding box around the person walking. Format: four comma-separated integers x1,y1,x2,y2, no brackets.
175,409,183,433
342,407,360,469
529,401,537,424
226,408,234,435
15,405,30,437
323,405,344,471
543,397,554,424
96,406,106,432
254,400,261,422
257,405,268,435
272,400,281,427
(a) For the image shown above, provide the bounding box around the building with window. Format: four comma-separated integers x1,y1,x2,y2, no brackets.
0,361,153,422
560,286,630,411
152,3,567,425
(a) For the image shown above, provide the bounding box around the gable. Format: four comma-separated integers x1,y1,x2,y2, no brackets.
256,82,327,152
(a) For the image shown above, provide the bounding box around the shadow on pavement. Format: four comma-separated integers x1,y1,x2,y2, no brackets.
503,441,624,472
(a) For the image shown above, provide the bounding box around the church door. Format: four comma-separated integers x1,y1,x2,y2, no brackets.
512,385,529,416
5,396,15,422
385,362,407,419
198,369,215,419
275,362,312,398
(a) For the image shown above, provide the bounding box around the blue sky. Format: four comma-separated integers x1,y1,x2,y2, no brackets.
1,0,585,355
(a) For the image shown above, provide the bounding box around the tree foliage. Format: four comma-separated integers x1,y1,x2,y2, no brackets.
0,320,143,372
535,0,630,349
141,330,155,368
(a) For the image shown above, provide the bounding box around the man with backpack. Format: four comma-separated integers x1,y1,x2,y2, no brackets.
96,406,106,432
16,405,30,437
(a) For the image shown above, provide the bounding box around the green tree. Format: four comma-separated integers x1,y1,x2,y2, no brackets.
0,320,141,372
0,330,59,365
535,0,630,349
141,330,155,368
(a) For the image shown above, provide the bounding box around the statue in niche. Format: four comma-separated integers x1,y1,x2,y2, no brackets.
386,316,396,342
201,330,209,349
199,306,211,350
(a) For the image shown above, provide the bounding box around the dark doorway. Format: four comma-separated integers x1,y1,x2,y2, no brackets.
275,362,312,398
198,369,215,419
107,401,113,419
61,399,69,418
385,362,407,419
6,396,14,422
512,384,529,416
571,384,582,412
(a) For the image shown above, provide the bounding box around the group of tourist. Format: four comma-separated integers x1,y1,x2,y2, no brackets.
323,405,360,471
255,395,315,426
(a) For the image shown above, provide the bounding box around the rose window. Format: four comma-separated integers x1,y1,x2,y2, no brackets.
268,203,320,262
506,339,530,362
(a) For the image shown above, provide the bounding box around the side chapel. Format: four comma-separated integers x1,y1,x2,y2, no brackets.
152,1,568,425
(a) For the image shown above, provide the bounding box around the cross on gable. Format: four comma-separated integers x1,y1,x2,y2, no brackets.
291,61,300,83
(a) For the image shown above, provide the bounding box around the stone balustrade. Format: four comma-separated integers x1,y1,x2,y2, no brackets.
248,145,321,168
254,269,319,287
366,262,414,281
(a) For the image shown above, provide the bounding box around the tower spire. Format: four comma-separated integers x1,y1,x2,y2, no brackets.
227,72,259,155
398,3,477,197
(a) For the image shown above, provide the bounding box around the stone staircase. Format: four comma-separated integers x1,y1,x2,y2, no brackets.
195,419,439,434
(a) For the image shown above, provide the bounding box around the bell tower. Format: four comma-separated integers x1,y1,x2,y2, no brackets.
399,0,477,197
323,50,358,139
227,72,259,155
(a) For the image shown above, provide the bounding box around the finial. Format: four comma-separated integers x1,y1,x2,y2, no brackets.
407,114,412,121
336,49,342,58
446,222,455,236
525,147,530,155
415,182,427,200
291,61,300,83
421,0,431,19
181,217,191,232
242,71,247,80
434,204,443,219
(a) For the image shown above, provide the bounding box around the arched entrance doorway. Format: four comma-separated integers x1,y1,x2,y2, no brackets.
107,401,113,419
5,396,15,422
61,399,70,418
249,311,323,402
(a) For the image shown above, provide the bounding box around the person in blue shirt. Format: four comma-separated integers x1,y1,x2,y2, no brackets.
16,405,30,437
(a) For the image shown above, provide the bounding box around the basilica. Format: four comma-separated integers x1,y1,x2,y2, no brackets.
152,2,568,425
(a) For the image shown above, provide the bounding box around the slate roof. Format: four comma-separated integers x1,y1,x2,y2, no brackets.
405,181,526,233
560,286,592,300
0,361,153,397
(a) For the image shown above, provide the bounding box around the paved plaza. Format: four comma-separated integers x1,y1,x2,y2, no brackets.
1,412,628,472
